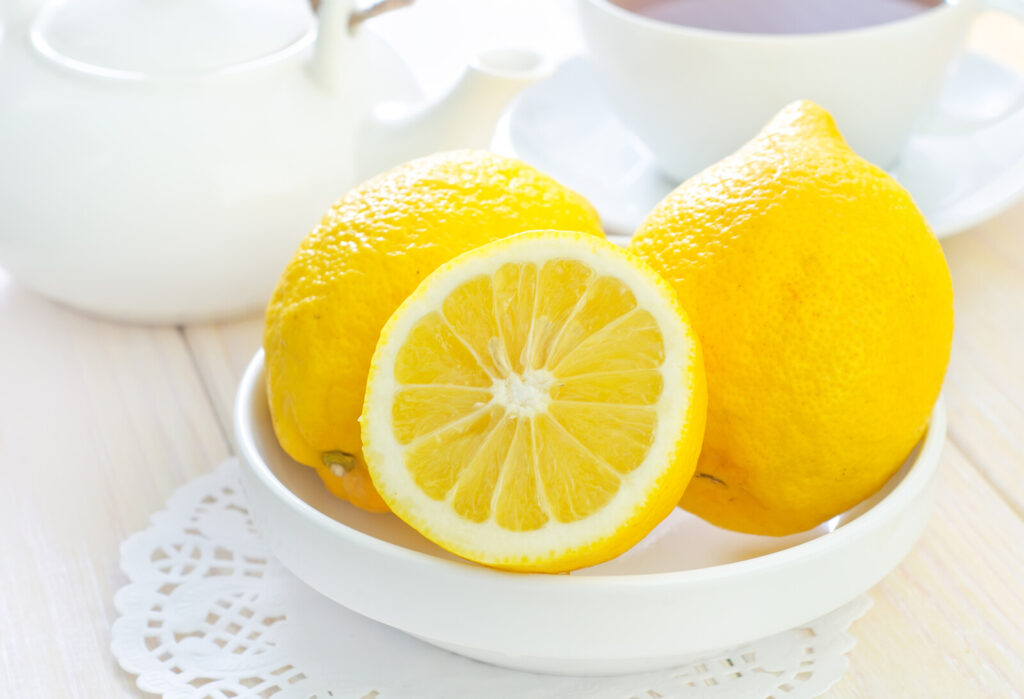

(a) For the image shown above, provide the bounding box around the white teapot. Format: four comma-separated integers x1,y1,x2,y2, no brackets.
0,0,547,322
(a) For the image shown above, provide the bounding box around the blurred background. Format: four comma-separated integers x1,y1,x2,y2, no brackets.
2,0,1023,696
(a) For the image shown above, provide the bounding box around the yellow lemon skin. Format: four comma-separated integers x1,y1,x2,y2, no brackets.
264,151,603,511
629,101,953,536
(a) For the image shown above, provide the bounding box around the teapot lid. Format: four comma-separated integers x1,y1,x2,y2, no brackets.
31,0,316,79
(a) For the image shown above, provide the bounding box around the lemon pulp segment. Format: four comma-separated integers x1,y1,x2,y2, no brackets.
392,258,665,530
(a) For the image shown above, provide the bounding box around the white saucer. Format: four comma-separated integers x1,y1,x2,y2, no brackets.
493,54,1024,239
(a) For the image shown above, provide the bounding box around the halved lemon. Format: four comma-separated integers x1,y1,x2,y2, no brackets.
360,231,706,572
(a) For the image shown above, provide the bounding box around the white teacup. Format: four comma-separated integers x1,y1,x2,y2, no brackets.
579,0,1024,180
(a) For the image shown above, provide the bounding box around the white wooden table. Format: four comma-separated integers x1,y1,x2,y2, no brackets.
2,4,1023,696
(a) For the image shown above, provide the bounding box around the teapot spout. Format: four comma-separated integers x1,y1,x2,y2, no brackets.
357,48,550,180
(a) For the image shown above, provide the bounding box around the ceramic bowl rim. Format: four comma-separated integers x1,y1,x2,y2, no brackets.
234,349,945,588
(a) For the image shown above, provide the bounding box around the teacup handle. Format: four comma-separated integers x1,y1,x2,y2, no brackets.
309,0,416,92
917,0,1024,136
347,0,415,32
307,0,414,30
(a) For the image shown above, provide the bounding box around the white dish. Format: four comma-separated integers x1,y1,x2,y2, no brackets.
235,350,945,675
492,54,1024,239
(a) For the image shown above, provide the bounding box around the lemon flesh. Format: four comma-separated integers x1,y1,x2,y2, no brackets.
361,231,706,573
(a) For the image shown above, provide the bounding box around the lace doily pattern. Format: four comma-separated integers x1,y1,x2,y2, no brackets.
112,460,871,698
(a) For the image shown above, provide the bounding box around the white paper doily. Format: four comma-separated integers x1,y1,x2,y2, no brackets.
112,460,872,698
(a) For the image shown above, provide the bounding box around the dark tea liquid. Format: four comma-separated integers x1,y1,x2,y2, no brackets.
614,0,945,34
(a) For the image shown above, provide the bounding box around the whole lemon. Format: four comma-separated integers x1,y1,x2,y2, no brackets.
264,150,603,512
630,101,953,536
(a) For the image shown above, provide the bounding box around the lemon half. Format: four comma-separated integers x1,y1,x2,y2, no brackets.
360,231,706,573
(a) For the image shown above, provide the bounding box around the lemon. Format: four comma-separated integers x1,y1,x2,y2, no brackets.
360,231,707,573
630,100,953,536
264,151,603,512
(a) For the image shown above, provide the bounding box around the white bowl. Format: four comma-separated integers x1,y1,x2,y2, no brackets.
234,350,944,675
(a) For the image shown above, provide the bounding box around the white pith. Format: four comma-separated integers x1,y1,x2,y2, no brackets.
490,368,554,418
362,233,699,564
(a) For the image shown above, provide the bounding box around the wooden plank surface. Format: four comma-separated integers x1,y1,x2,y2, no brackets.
0,271,231,697
834,442,1024,697
182,317,262,446
942,202,1024,518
